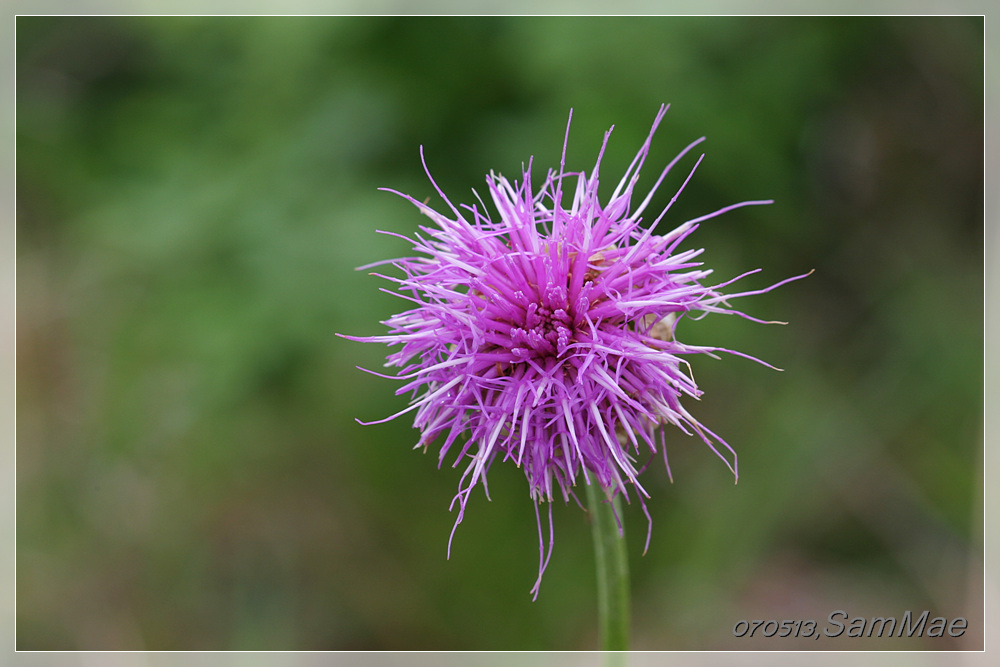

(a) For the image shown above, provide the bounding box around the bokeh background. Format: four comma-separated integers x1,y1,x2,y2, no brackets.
15,16,984,651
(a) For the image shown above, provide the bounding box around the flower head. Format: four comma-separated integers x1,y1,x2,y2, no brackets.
344,105,805,598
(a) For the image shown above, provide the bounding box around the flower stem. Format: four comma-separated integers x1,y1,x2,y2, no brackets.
586,481,630,653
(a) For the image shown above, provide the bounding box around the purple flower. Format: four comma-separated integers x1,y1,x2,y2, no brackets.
344,105,805,598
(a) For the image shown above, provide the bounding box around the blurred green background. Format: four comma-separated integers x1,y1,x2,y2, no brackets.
15,16,983,650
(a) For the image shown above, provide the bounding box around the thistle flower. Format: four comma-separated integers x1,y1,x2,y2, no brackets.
344,105,804,598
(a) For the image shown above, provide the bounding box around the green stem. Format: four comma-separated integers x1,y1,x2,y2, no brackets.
586,481,630,653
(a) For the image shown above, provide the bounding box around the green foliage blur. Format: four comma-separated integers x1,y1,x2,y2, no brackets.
16,16,983,650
